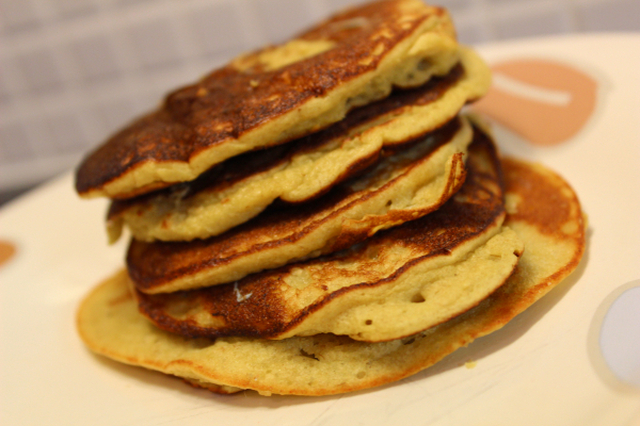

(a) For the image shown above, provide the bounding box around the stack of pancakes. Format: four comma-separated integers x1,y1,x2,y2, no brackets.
76,0,586,396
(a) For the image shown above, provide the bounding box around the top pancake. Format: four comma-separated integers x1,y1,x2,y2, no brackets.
75,0,459,199
106,47,490,243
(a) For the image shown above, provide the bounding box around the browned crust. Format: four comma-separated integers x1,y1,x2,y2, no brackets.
501,156,586,294
75,0,452,199
502,157,583,239
134,127,505,339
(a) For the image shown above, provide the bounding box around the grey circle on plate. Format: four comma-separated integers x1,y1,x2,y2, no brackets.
588,279,640,391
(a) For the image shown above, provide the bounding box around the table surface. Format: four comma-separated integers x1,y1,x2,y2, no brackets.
1,33,639,426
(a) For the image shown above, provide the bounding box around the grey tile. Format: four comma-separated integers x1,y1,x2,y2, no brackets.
0,57,28,95
485,0,524,5
437,0,476,15
67,34,121,83
494,7,572,39
15,49,64,93
112,0,153,7
0,122,34,162
186,2,246,57
0,0,41,33
0,66,14,105
576,0,640,32
322,0,372,13
456,22,492,45
24,117,56,157
45,112,87,154
254,0,315,43
126,18,183,70
52,0,98,20
95,99,138,135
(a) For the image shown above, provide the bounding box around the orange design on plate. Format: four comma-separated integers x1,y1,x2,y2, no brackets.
473,59,597,146
0,240,16,268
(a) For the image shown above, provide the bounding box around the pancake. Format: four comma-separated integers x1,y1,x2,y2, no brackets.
75,0,460,200
76,148,586,396
127,116,472,294
133,128,523,342
106,46,490,243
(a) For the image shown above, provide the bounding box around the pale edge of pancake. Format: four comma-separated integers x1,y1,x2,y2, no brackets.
76,157,586,396
107,46,490,243
81,3,460,199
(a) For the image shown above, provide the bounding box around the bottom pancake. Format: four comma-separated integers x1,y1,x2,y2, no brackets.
76,155,585,396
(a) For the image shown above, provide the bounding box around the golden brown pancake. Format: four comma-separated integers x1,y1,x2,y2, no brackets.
133,128,523,342
75,0,460,200
126,116,472,294
76,145,585,396
106,47,490,243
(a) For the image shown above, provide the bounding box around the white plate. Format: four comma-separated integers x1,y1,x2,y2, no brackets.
1,34,639,426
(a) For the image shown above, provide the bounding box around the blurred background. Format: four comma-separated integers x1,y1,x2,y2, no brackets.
1,0,638,206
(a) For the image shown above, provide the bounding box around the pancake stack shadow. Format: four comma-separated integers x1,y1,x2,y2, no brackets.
75,0,586,396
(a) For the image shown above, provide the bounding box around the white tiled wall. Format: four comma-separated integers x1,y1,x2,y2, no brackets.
0,0,638,199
